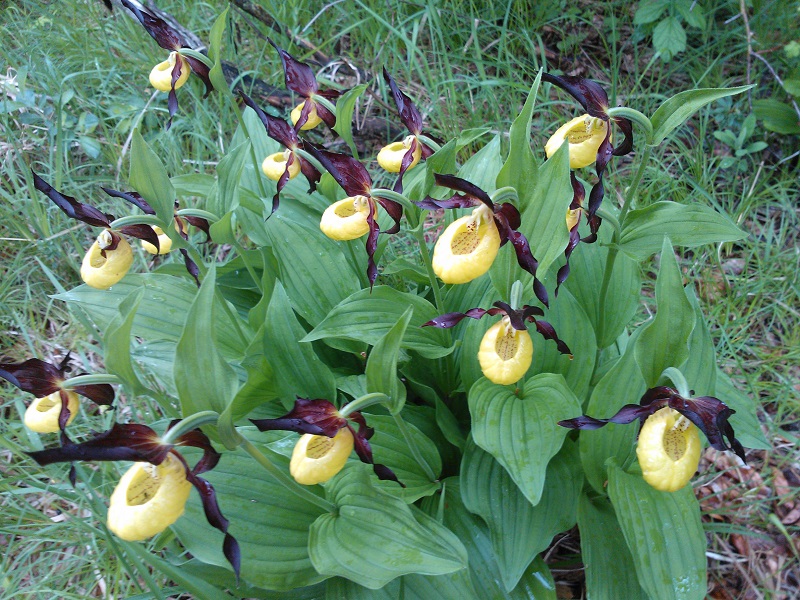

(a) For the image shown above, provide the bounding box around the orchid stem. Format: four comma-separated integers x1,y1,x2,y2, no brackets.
162,411,220,445
61,373,123,388
240,438,336,513
391,411,437,482
340,393,391,418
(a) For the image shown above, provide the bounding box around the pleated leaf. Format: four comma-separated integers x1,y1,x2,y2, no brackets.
103,287,150,397
366,307,412,413
129,129,175,225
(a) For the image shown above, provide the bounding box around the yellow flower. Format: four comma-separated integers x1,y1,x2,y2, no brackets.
24,391,80,433
290,427,355,485
432,204,501,284
291,101,323,130
566,208,581,231
262,149,301,181
141,225,174,255
320,196,371,241
544,115,610,169
377,135,422,173
80,230,133,289
107,454,192,541
636,407,702,492
477,317,534,385
149,51,191,93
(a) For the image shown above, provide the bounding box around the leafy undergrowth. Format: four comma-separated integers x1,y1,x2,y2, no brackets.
1,0,798,598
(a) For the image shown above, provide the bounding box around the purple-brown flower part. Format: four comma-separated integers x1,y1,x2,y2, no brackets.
554,173,588,296
557,386,746,462
33,171,112,227
1,355,115,406
252,398,402,485
423,301,571,357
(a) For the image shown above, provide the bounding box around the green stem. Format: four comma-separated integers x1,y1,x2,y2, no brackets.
175,208,219,223
340,393,391,418
618,145,652,226
240,438,336,513
607,106,653,146
417,134,442,152
312,95,338,117
161,411,220,444
109,215,164,229
411,223,444,314
392,412,437,482
370,188,416,214
661,367,691,398
491,186,519,205
61,374,123,388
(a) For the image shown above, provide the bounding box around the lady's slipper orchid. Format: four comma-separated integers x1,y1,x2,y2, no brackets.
27,422,240,578
270,39,341,131
380,69,438,192
553,173,588,296
558,386,746,490
141,225,174,255
305,145,403,288
251,398,402,486
542,73,633,239
424,302,572,385
120,0,213,127
418,174,549,306
32,172,161,289
238,92,322,215
1,354,114,434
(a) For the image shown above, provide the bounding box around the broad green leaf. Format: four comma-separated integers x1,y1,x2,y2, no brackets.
309,465,467,589
171,172,216,198
419,478,557,600
129,130,175,225
580,327,646,493
419,128,489,200
103,288,149,397
468,374,580,505
225,352,281,422
461,438,581,591
577,494,648,600
303,287,453,359
207,7,230,96
325,570,477,600
262,281,337,403
332,84,368,157
367,414,442,503
635,237,695,386
173,446,326,591
267,215,361,327
212,140,250,214
456,134,503,194
181,561,327,599
753,98,800,134
608,465,706,600
174,266,240,415
366,307,413,413
650,85,753,146
497,72,542,192
619,201,745,260
633,0,668,24
652,17,686,60
714,370,769,449
434,395,466,451
382,257,430,285
676,0,706,28
680,287,716,396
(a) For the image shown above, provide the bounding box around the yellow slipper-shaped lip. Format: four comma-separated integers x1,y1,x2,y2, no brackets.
290,427,355,485
24,391,80,433
80,231,133,289
149,51,191,93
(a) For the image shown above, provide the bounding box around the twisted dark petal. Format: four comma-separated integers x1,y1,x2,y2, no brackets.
269,38,319,96
71,382,115,406
183,54,214,97
433,174,494,209
165,59,182,130
383,68,424,135
374,196,403,234
68,464,77,487
585,128,614,239
557,403,662,430
57,390,73,431
119,224,160,252
541,73,610,119
32,171,111,227
102,187,155,215
251,398,346,438
392,138,419,194
421,308,488,328
299,155,321,193
534,320,572,357
173,426,222,475
304,144,372,197
183,215,212,242
569,171,585,211
0,358,63,397
496,202,521,231
556,224,581,296
366,203,379,289
179,248,201,287
120,0,183,50
504,229,549,308
415,194,477,210
314,99,337,128
349,423,404,487
293,97,315,132
521,305,545,319
611,117,634,157
270,151,295,216
238,91,299,148
27,423,172,466
533,278,550,310
667,395,745,461
490,302,527,331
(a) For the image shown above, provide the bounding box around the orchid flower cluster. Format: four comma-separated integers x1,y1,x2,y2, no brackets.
5,4,765,597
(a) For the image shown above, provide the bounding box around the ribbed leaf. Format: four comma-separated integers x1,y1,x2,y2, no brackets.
456,134,503,194
333,84,368,157
714,369,769,449
468,374,580,505
103,288,149,397
680,287,716,396
607,464,707,600
129,130,175,225
497,72,542,194
366,307,412,413
211,140,250,214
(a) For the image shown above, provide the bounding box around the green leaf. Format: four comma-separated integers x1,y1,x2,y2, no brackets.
103,288,149,397
171,172,216,198
308,465,467,589
262,281,337,403
267,215,361,327
468,374,580,505
332,84,368,157
224,352,281,423
434,395,466,451
577,494,648,600
680,287,716,396
652,17,686,60
212,140,250,214
633,0,668,24
676,0,706,29
366,307,413,413
635,237,695,386
174,266,240,415
650,85,753,146
303,286,453,359
173,445,326,591
619,201,745,261
753,99,800,134
129,130,176,225
497,72,542,192
607,464,707,600
456,134,503,194
207,7,230,96
460,438,581,591
714,370,769,449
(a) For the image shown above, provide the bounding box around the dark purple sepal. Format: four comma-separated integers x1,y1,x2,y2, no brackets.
541,73,610,119
555,224,581,296
557,403,650,430
32,171,112,227
119,224,160,252
374,196,403,235
348,415,404,487
179,248,201,287
120,0,183,50
521,305,545,320
503,229,548,308
383,68,423,135
433,173,494,209
57,390,74,430
71,382,115,406
102,187,155,215
392,138,419,194
182,54,214,97
183,215,212,242
0,358,63,397
269,39,319,96
299,155,322,193
313,99,337,128
421,308,489,329
415,195,478,211
534,320,572,357
238,91,300,149
305,144,372,196
611,117,634,157
366,203,380,289
251,398,345,438
170,425,222,475
496,202,521,231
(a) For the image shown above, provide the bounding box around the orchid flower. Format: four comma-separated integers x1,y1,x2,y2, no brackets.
251,398,402,486
120,0,213,127
1,354,114,434
424,302,571,385
417,174,549,307
270,39,341,131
